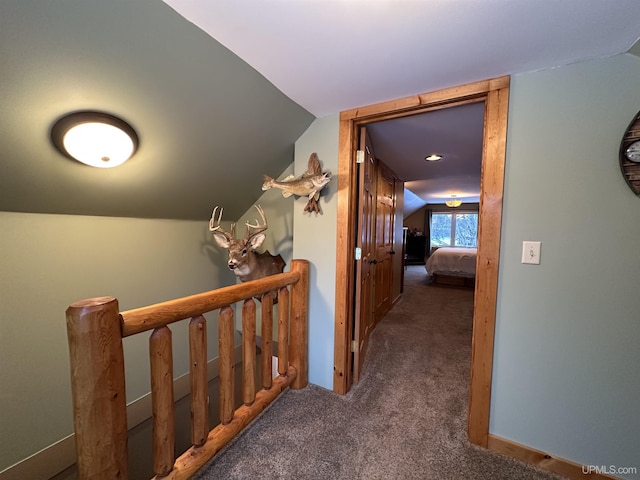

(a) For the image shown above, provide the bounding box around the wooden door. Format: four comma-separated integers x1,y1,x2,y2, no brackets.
352,127,376,383
334,77,510,447
373,160,395,323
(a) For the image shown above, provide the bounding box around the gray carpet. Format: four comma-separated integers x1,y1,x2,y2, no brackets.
195,266,562,480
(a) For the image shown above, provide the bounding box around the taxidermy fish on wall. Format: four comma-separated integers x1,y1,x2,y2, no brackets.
262,153,332,214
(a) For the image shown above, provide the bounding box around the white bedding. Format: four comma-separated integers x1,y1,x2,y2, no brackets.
425,247,477,277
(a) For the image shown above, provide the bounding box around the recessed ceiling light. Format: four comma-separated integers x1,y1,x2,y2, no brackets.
425,154,442,162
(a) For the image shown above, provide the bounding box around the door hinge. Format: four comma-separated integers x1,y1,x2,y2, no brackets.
355,247,362,260
356,150,365,164
351,340,358,352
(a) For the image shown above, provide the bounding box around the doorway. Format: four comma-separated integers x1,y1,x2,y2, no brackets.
333,76,510,447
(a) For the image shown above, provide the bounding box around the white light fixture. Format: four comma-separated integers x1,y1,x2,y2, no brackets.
445,195,462,208
51,111,139,168
425,154,443,162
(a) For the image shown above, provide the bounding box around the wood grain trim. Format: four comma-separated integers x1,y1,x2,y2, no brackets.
0,348,243,480
488,434,621,480
335,77,511,452
333,115,358,394
150,327,175,476
155,365,297,480
341,76,509,121
467,83,510,447
289,260,309,389
66,297,128,479
121,270,300,337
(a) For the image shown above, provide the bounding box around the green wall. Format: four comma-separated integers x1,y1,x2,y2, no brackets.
0,178,295,474
3,52,639,477
232,163,296,335
491,53,640,476
0,212,235,471
289,53,640,476
293,114,339,389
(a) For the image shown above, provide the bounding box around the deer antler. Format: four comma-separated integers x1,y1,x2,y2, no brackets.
244,204,268,240
210,204,284,284
209,206,236,241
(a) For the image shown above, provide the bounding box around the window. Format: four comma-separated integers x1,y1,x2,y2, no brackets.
430,212,478,248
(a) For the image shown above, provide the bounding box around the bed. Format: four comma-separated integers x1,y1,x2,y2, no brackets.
425,247,477,287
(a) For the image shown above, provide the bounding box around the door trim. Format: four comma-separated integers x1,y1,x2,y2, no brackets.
333,76,510,448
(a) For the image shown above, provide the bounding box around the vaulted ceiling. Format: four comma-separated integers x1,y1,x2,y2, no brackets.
0,1,314,221
2,1,639,220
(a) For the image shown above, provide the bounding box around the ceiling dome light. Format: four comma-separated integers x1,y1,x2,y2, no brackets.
51,111,139,168
445,195,462,208
425,154,443,162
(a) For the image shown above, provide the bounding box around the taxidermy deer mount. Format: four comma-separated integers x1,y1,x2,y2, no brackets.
209,204,285,283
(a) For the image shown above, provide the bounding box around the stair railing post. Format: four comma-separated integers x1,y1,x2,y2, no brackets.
66,296,128,479
289,259,309,389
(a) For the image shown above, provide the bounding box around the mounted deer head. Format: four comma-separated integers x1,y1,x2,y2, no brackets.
209,204,285,283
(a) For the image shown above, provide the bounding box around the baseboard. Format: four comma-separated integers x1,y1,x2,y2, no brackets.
0,346,243,480
488,434,621,480
391,290,403,306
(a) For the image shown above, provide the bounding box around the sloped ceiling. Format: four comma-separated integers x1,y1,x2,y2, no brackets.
630,38,640,58
165,0,640,118
367,102,486,205
0,1,314,221
2,1,639,221
165,0,640,216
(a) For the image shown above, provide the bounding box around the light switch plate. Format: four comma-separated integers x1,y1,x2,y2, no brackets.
522,241,541,264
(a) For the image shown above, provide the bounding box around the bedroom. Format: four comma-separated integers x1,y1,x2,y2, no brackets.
355,101,483,447
367,99,483,291
405,203,480,288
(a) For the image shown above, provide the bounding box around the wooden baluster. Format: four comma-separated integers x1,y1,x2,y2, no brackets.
218,306,234,425
66,297,128,479
277,286,289,376
290,259,309,389
242,298,256,405
150,327,175,477
261,293,274,389
189,315,208,447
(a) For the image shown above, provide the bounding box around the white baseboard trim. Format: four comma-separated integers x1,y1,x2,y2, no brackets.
0,346,243,480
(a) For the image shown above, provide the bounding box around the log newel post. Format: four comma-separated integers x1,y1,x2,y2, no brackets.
289,259,309,389
66,296,128,480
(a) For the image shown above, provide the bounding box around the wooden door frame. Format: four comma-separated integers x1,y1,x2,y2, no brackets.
333,76,510,447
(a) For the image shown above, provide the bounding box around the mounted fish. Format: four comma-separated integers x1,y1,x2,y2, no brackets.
262,153,332,214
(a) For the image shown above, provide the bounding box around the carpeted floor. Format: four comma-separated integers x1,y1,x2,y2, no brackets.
195,266,562,480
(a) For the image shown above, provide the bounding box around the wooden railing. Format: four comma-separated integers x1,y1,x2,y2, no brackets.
66,259,309,480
